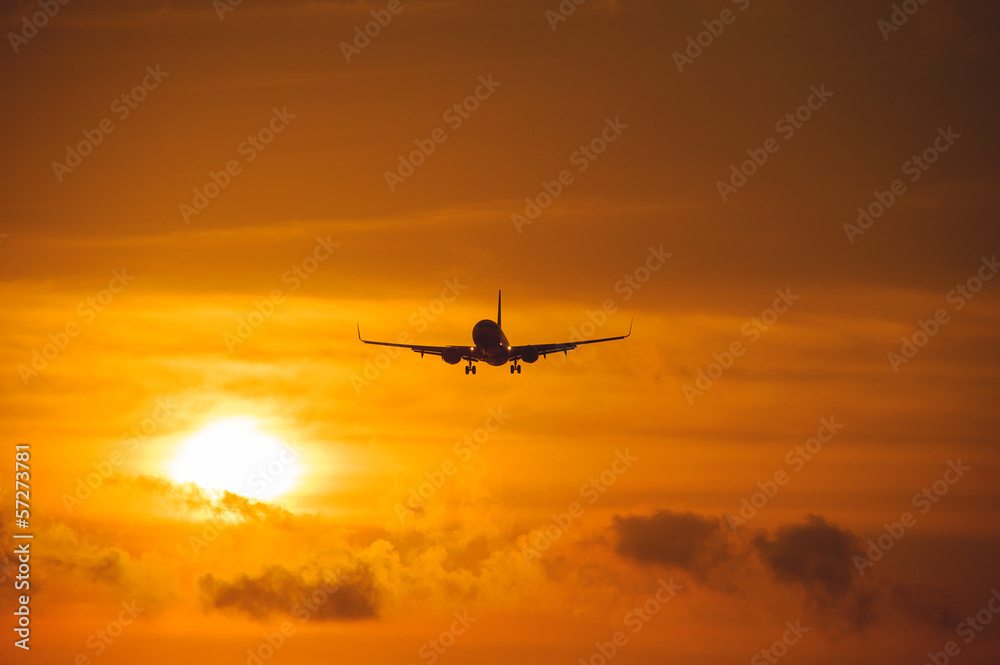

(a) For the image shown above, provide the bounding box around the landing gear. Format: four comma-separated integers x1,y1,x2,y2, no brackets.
510,363,521,374
465,363,476,375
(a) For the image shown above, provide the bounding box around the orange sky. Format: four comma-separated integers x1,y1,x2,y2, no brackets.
2,1,1000,664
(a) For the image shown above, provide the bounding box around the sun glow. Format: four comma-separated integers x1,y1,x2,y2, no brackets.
169,417,301,500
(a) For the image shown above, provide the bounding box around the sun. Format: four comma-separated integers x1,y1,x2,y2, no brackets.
169,417,302,500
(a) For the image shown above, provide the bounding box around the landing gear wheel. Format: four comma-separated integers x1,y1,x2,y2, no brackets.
516,364,521,374
471,365,476,375
465,366,470,375
510,364,515,374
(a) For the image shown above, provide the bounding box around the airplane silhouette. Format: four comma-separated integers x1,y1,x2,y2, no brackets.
358,291,631,374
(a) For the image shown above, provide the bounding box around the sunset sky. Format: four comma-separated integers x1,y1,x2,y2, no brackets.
2,1,1000,663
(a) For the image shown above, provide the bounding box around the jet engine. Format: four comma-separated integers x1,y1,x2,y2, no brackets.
441,347,463,365
521,346,539,363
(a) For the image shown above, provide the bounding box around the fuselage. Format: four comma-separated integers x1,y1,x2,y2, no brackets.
472,319,510,366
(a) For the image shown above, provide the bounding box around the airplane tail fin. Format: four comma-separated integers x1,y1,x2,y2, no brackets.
497,290,501,328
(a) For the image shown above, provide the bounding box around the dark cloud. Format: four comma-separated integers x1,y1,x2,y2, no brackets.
612,510,732,580
198,564,379,622
749,514,888,630
0,513,174,614
83,549,126,584
37,537,125,587
109,474,296,526
609,510,967,633
752,514,861,606
888,583,962,631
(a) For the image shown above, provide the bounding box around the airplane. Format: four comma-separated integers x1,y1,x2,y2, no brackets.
357,291,631,375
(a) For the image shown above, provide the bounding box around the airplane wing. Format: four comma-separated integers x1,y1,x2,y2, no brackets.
508,319,632,361
356,325,476,361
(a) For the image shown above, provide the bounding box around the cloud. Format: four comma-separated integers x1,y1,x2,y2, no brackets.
198,564,380,622
105,474,296,526
751,514,861,606
887,583,962,631
608,510,967,633
611,510,732,580
0,516,178,614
